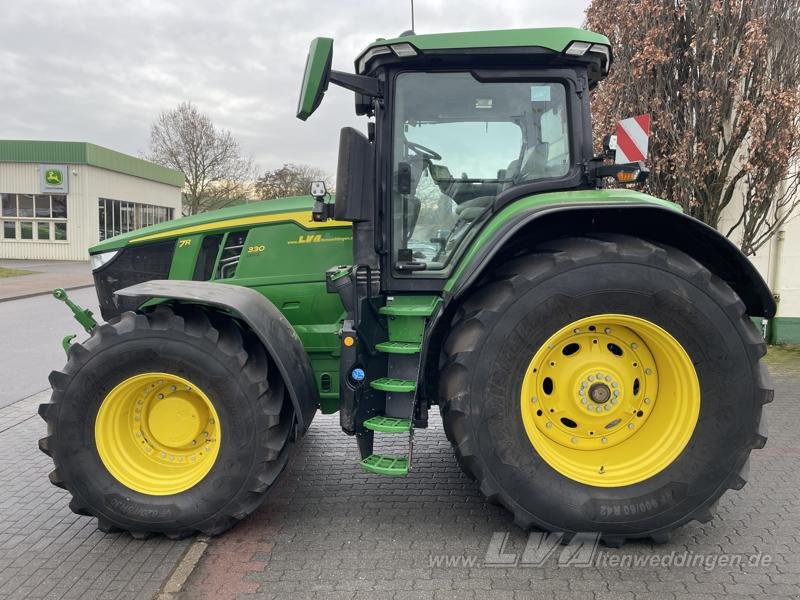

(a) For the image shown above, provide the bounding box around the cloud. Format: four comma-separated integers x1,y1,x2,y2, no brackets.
0,0,589,176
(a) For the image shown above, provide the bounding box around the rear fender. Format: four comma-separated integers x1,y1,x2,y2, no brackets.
447,203,776,318
115,280,319,435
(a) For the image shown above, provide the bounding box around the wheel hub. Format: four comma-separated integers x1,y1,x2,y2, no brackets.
148,394,204,447
588,382,610,404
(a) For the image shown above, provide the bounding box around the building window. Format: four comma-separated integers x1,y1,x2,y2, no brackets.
98,198,173,241
1,193,68,241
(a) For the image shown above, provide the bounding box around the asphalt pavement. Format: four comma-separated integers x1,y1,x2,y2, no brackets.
0,287,99,408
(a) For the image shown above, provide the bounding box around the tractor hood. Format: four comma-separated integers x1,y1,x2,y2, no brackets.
90,196,327,254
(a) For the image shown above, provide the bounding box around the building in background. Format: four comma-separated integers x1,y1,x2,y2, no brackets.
0,140,183,261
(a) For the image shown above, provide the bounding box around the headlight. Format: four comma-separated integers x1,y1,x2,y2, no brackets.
89,250,119,271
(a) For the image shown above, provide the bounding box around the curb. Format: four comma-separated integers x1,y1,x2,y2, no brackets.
0,283,94,304
153,536,209,599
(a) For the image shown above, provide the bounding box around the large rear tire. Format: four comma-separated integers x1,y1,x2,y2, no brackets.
38,305,292,538
440,235,772,545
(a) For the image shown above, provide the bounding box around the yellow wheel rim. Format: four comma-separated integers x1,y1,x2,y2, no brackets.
520,314,700,487
95,372,221,495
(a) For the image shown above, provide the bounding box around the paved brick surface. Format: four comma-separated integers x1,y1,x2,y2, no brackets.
0,390,190,600
179,348,800,600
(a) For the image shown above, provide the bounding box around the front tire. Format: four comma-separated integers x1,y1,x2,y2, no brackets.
440,235,772,544
38,305,292,538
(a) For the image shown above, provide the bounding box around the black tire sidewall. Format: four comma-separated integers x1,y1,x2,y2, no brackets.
463,260,758,535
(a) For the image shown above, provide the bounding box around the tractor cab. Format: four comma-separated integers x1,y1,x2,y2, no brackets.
297,28,614,287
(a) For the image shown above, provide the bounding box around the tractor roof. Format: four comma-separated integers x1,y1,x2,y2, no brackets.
355,27,612,75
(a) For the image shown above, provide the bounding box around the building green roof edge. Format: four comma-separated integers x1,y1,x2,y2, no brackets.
0,140,184,187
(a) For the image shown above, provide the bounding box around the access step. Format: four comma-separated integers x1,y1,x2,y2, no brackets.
363,416,411,433
360,454,409,476
379,295,441,317
369,378,416,393
375,341,421,354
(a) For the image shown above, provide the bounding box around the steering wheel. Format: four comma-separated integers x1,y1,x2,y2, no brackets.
406,140,442,161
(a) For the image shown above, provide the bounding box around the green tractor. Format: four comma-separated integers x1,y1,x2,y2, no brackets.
39,27,773,545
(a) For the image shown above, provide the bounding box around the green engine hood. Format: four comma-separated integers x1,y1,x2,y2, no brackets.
90,196,341,254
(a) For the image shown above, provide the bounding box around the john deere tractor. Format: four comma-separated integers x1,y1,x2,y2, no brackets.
39,27,773,545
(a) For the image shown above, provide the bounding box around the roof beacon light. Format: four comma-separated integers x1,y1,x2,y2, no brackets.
390,43,417,57
565,41,592,56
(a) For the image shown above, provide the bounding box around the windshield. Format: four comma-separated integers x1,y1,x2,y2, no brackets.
391,71,571,271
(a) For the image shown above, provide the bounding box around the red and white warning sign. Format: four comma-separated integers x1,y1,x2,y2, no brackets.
615,114,650,164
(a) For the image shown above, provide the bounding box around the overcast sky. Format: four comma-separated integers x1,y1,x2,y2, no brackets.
0,0,589,177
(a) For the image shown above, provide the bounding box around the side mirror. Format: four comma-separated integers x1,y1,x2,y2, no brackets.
296,38,383,122
296,37,334,121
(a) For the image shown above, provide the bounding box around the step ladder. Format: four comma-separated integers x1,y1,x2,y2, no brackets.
359,296,440,476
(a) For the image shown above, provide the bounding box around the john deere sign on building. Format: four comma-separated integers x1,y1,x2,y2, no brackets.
40,165,69,194
0,141,183,260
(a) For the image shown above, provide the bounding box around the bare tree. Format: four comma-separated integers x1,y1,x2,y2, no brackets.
146,102,254,215
586,0,800,255
254,163,332,200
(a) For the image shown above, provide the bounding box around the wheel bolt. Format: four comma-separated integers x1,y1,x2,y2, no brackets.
587,404,594,411
611,398,618,405
604,328,611,334
613,390,620,397
157,394,164,399
531,396,537,403
631,343,638,350
571,437,577,444
581,398,587,404
546,422,553,429
645,368,652,375
209,418,215,425
644,398,651,404
605,375,611,382
171,385,177,392
588,375,594,382
601,437,608,444
628,423,635,430
604,404,612,411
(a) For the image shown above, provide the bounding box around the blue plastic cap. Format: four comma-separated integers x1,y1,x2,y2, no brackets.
351,367,366,382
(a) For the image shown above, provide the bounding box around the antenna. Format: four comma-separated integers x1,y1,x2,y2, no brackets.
411,0,415,33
